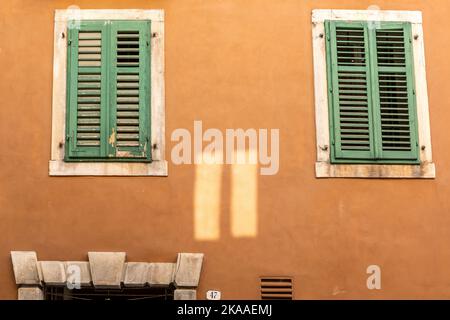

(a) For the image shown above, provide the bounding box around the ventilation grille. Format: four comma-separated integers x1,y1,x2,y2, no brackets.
77,31,102,147
376,28,412,151
260,277,293,300
116,30,140,148
336,27,370,151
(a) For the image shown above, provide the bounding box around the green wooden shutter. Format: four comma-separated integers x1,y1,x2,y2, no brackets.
66,20,151,162
326,21,376,161
66,21,108,159
109,21,151,160
326,21,419,164
372,22,419,161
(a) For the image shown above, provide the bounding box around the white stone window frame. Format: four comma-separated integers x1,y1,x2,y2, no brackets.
312,9,435,179
49,9,167,176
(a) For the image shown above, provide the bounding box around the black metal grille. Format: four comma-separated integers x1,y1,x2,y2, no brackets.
260,277,293,300
43,285,174,301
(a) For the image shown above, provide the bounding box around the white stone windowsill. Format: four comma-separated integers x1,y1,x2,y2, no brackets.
316,162,436,179
49,160,168,176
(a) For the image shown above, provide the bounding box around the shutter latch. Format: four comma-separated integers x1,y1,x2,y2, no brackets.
68,131,75,149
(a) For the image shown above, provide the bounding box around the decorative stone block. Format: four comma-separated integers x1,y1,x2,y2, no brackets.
174,253,204,287
36,260,44,283
65,261,92,286
88,252,126,288
18,287,44,300
40,261,66,285
174,289,197,300
148,263,175,286
123,262,149,287
11,251,40,285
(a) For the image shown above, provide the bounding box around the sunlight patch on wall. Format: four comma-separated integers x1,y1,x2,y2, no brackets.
230,149,258,238
193,162,223,241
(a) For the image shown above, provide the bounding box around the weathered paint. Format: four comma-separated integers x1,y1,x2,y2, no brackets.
1,0,450,299
108,127,116,146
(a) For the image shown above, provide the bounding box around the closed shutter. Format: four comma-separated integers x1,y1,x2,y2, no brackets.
326,21,375,160
373,23,419,160
66,21,108,159
326,21,419,163
110,21,151,159
66,20,151,161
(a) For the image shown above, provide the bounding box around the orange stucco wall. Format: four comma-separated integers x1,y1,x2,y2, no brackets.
1,0,450,299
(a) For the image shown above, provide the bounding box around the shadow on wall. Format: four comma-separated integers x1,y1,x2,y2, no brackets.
193,149,258,241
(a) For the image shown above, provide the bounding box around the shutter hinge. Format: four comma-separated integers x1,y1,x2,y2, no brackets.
413,89,416,95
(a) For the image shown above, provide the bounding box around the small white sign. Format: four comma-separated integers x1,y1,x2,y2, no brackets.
206,290,221,300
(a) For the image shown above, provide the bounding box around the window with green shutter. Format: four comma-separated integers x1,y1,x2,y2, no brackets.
65,20,151,162
325,20,419,164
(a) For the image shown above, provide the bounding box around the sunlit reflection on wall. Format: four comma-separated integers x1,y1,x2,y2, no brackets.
193,147,258,240
193,162,223,241
230,149,258,238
